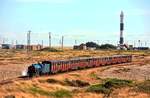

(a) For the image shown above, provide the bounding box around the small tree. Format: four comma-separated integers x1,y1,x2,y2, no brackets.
86,42,99,48
98,44,117,49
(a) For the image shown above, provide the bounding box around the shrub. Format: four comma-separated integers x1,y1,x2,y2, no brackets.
46,79,60,83
87,84,111,94
51,89,72,98
136,80,150,93
86,42,99,48
45,78,65,85
104,78,132,88
87,78,132,94
64,79,90,87
98,44,117,50
27,86,51,96
89,72,101,80
4,95,15,98
27,86,72,98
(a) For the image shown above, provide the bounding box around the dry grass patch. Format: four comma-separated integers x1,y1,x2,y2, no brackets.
135,80,150,94
64,79,90,87
89,72,101,80
87,78,133,95
51,89,72,98
24,85,72,98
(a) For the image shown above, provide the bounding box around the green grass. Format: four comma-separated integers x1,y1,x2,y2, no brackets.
87,83,111,94
26,86,72,98
135,80,150,93
27,86,51,96
104,78,133,88
89,72,101,80
87,78,133,94
51,89,72,98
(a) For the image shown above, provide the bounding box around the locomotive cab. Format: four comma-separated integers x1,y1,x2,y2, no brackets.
27,63,43,77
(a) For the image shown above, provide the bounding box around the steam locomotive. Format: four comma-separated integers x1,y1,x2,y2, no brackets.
27,55,132,77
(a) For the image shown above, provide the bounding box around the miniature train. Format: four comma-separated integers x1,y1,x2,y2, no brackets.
27,55,132,77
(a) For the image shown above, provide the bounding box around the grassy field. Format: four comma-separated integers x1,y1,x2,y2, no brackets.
0,49,150,98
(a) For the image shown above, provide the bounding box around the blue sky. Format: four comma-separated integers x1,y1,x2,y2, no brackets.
0,0,150,46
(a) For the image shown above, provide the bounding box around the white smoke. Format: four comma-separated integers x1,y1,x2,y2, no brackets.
22,69,28,76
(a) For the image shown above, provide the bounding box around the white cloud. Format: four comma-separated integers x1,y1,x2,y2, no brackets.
16,0,73,4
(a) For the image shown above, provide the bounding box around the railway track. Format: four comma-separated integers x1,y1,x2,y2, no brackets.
0,63,134,86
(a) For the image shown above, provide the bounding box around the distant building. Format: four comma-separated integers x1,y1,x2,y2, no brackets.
73,44,87,50
1,44,12,49
0,44,43,50
133,47,149,50
27,44,43,51
15,45,26,49
128,45,133,50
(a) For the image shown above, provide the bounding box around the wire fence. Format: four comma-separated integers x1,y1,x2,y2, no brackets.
1,33,150,47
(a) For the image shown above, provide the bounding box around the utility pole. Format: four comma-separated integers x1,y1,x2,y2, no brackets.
75,40,77,45
41,40,43,48
11,40,14,45
138,40,140,47
145,41,147,47
27,30,31,52
3,38,5,44
61,36,64,50
134,40,136,47
49,32,51,48
16,40,18,45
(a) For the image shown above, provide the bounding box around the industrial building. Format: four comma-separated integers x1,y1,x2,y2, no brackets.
0,44,43,51
133,47,149,50
27,45,43,51
15,45,26,49
1,44,12,49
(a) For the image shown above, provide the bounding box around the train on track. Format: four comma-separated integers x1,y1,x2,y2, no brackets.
27,55,132,77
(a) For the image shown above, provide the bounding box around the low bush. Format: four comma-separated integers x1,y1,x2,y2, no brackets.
64,79,90,87
27,86,51,96
46,78,60,83
87,78,132,94
45,78,65,85
104,78,132,88
51,89,72,98
89,72,101,80
27,86,72,98
4,95,15,98
87,83,111,94
135,80,150,93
